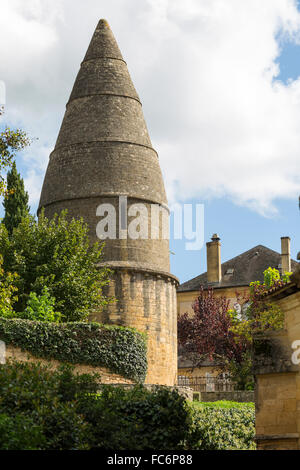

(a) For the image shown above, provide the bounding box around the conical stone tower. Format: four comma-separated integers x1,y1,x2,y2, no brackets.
39,19,178,385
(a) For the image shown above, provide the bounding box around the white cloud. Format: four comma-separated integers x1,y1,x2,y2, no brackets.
1,0,300,215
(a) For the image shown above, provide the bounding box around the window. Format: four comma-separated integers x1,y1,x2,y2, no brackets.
178,376,190,386
225,268,234,275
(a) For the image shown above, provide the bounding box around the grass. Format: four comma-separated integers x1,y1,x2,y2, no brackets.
190,400,255,410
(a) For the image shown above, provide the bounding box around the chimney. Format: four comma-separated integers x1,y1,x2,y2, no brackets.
281,236,291,274
207,234,221,283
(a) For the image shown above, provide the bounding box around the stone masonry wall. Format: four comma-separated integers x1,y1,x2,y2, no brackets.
43,195,170,273
4,344,134,385
90,269,178,386
255,372,299,450
255,288,300,450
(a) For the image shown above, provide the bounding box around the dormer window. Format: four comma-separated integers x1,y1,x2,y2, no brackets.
225,268,234,275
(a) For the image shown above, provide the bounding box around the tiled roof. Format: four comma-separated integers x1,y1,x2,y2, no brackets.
178,245,298,292
178,355,220,369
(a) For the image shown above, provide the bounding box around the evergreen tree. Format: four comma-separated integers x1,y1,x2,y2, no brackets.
2,162,30,235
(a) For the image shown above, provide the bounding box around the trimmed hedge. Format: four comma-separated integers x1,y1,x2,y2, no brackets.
0,318,147,383
186,404,256,450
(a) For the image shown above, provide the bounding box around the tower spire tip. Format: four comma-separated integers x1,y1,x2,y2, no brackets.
98,19,110,30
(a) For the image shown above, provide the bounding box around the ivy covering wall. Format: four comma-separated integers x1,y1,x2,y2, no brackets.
0,319,147,383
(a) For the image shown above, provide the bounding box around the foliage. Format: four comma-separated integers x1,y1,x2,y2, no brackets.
19,287,61,323
178,267,288,390
2,161,30,235
178,286,249,367
1,286,61,323
0,318,147,382
226,267,289,388
0,413,46,450
186,404,256,450
226,351,255,391
0,255,18,318
191,400,254,410
0,108,31,195
31,402,91,450
0,361,96,450
0,362,191,450
247,267,292,311
77,385,191,450
229,303,284,343
260,266,292,290
0,210,112,321
0,362,256,451
282,271,292,284
230,267,287,343
263,267,280,288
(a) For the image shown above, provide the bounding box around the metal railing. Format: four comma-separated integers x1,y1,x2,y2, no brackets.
177,375,235,392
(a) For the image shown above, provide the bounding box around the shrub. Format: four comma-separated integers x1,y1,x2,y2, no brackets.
0,361,99,413
0,362,190,450
0,362,256,450
186,404,255,450
77,385,192,450
0,413,45,450
31,402,90,450
0,318,147,382
0,362,97,450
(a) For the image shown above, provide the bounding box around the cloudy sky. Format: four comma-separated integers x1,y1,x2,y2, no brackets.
0,0,300,281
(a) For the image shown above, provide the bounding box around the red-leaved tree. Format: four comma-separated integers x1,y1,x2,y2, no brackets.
178,286,248,367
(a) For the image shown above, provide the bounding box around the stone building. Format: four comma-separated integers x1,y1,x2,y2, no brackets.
177,235,297,384
254,265,300,450
38,19,178,386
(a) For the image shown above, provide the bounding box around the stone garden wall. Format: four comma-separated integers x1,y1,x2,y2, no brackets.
3,344,134,385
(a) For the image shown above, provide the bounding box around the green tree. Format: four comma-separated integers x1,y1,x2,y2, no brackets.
229,267,289,342
226,351,254,391
0,210,112,321
0,107,30,195
2,161,30,235
0,254,18,318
